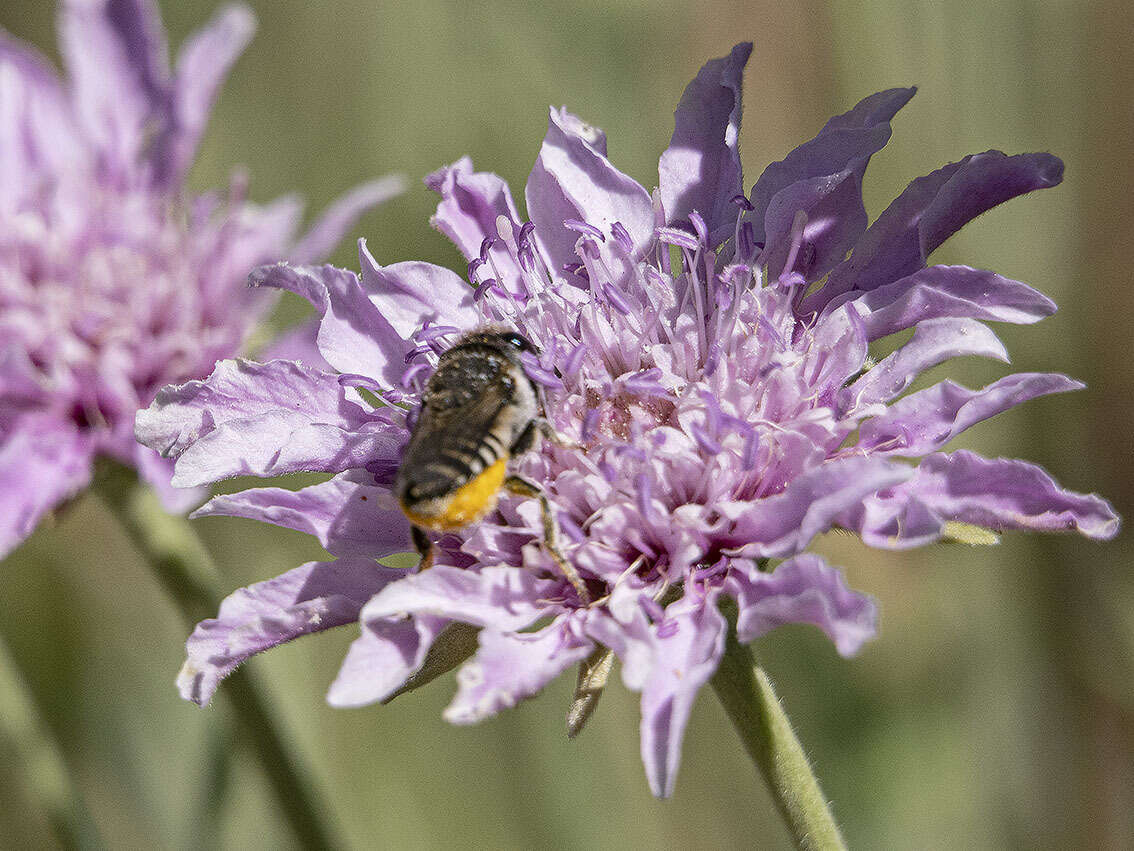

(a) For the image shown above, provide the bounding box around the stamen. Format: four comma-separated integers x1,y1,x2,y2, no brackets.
479,236,496,262
467,257,484,282
689,211,708,246
520,351,564,390
691,423,722,455
602,282,633,315
473,277,498,301
581,407,600,443
611,221,633,252
778,209,809,284
738,221,756,262
636,471,654,521
400,361,431,388
414,324,461,342
656,618,680,639
564,343,587,377
730,194,754,212
656,226,698,251
404,344,432,363
564,219,605,241
623,368,666,396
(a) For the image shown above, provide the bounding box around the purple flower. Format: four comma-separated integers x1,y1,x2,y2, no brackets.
138,43,1119,797
0,0,403,557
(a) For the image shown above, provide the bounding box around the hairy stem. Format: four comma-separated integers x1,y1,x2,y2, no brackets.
711,604,846,851
93,462,340,850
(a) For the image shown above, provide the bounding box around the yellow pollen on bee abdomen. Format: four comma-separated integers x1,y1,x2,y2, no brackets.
401,456,509,531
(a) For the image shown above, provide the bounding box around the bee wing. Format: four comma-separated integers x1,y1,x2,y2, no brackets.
402,374,515,473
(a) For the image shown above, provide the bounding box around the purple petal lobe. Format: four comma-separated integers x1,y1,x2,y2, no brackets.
638,592,727,798
193,471,411,558
833,265,1058,340
290,176,407,265
358,240,478,338
851,450,1120,547
811,151,1064,311
859,373,1082,456
152,3,255,184
842,317,1008,407
0,416,93,558
750,87,915,246
328,614,449,708
727,555,877,656
178,556,400,706
525,107,654,271
249,262,410,386
359,565,558,631
719,456,913,558
658,42,751,245
444,615,593,724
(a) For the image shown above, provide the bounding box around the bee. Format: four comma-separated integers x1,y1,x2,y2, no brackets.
395,327,589,602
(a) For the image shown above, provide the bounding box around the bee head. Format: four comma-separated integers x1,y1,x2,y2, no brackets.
495,331,534,353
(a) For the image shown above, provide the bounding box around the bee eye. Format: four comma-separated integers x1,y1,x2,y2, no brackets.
500,332,532,351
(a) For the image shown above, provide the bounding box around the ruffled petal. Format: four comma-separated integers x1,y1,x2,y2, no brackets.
289,176,407,265
358,565,558,631
750,87,916,247
719,456,913,558
358,240,478,338
658,42,751,244
152,3,254,184
444,614,593,724
858,373,1082,456
638,591,726,798
135,357,382,463
193,471,411,558
727,555,877,656
831,265,1057,340
0,415,94,558
525,106,654,272
178,556,399,706
131,444,207,513
810,151,1063,312
249,263,410,385
849,450,1121,547
840,317,1008,408
327,613,449,708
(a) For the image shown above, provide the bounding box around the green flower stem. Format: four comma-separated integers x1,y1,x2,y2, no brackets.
93,462,340,851
711,603,847,851
0,632,104,850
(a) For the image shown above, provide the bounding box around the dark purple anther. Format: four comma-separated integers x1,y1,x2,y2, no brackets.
611,221,633,252
741,429,760,470
467,257,484,282
581,407,600,443
730,193,754,212
603,282,633,315
473,278,497,301
691,423,722,456
738,221,756,261
404,344,433,364
479,237,496,262
689,211,708,245
656,226,699,251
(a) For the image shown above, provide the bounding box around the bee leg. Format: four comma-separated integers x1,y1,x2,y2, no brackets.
504,474,590,604
534,418,583,451
411,525,435,571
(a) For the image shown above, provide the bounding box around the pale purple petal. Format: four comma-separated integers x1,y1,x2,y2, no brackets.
193,471,411,558
358,565,558,631
358,240,478,338
809,151,1064,312
858,373,1083,456
58,0,171,169
0,416,94,558
178,556,400,706
658,42,751,244
444,614,593,724
761,170,869,282
327,614,449,708
638,591,726,798
258,319,332,371
425,156,522,260
850,450,1121,547
289,176,407,265
727,555,877,656
249,262,410,385
719,456,914,558
831,265,1058,340
841,317,1008,408
135,358,377,460
750,87,916,246
152,3,254,184
0,32,84,205
525,106,654,271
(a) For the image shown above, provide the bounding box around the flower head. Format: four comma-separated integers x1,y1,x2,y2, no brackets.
138,43,1119,797
0,0,402,556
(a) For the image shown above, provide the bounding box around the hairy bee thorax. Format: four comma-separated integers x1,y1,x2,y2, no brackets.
395,328,540,530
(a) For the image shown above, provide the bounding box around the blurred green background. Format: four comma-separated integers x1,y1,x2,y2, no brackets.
2,1,1131,848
